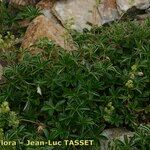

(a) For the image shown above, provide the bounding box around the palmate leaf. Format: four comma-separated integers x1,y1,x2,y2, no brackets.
41,99,66,116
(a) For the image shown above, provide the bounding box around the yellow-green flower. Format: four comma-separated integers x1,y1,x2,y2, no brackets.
104,102,115,122
125,80,134,88
131,65,137,71
0,101,10,113
8,111,19,128
129,73,135,79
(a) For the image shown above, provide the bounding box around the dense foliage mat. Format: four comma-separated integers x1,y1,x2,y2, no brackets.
0,2,150,149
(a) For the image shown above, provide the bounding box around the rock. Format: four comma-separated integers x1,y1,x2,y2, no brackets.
146,7,150,13
98,0,119,24
9,0,40,6
101,128,134,150
21,15,75,53
52,0,102,31
9,0,30,6
36,0,58,23
116,0,150,14
18,19,31,28
36,0,54,9
136,13,150,20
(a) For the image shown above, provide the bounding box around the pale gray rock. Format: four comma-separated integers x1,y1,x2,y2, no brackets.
136,13,150,20
116,0,150,14
98,0,119,24
101,128,134,150
52,0,102,31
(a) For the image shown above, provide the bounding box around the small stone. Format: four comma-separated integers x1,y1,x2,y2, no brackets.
18,19,31,28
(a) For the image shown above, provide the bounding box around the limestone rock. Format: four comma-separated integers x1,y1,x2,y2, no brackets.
116,0,150,14
101,128,134,150
52,0,102,31
21,15,75,53
98,0,119,24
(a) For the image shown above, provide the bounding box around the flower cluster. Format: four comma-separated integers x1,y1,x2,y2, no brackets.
125,79,134,88
0,32,17,52
8,111,19,128
0,101,10,113
0,101,19,128
104,102,115,122
125,64,144,89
